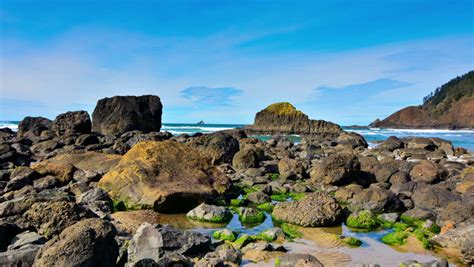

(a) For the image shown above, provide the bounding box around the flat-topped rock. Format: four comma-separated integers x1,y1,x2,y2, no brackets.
245,102,342,136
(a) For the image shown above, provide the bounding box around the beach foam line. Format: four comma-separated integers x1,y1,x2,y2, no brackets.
0,123,18,131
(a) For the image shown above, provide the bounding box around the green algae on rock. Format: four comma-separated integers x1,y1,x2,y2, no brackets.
346,210,380,230
212,229,238,242
237,207,266,225
186,203,233,223
341,236,362,247
381,231,409,246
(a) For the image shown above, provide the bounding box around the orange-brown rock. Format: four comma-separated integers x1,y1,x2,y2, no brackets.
32,152,121,183
98,141,230,213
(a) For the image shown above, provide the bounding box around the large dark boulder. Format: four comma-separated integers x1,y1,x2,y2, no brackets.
52,111,91,136
411,185,461,211
17,116,52,138
310,153,360,185
92,95,162,135
185,132,239,164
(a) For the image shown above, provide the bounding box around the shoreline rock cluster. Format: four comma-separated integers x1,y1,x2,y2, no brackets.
1,96,473,266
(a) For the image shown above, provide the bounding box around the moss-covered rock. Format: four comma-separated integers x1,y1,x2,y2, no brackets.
186,203,232,223
346,210,380,230
392,222,410,232
212,229,238,242
256,202,274,212
112,200,126,213
271,194,288,202
230,198,248,207
268,173,280,181
280,223,302,240
256,228,283,242
233,234,257,249
381,231,409,246
246,102,342,135
237,207,266,225
341,236,362,247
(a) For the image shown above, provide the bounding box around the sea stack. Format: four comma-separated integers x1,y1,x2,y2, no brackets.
92,95,163,135
245,102,342,136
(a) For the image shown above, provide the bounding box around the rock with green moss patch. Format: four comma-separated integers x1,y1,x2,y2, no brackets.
280,223,302,240
112,200,126,212
233,234,257,249
237,207,266,225
271,194,288,202
256,202,274,212
341,236,362,247
246,102,342,135
346,210,380,230
381,231,409,246
257,228,284,242
392,222,410,231
268,173,280,181
229,198,247,207
186,203,232,223
212,229,238,242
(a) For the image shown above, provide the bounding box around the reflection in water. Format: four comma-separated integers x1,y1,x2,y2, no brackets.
113,210,455,266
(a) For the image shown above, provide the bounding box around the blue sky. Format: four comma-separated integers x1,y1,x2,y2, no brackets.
1,0,473,125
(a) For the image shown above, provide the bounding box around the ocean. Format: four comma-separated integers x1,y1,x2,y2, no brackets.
2,121,473,151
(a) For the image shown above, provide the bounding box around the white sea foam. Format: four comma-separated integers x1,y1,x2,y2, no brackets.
0,122,18,131
383,128,474,134
161,125,235,132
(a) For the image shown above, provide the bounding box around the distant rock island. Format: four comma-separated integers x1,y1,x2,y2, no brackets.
245,102,342,135
197,120,205,125
371,71,474,129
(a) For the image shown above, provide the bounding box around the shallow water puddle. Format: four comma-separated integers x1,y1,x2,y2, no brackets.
113,211,456,266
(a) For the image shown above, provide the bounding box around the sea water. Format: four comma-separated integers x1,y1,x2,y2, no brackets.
2,121,473,151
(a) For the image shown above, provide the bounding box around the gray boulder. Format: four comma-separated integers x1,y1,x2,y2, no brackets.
272,192,341,227
310,153,360,185
277,253,323,267
33,218,118,267
186,203,232,223
127,223,212,266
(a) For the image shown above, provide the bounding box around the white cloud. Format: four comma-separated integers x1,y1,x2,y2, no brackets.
1,26,472,124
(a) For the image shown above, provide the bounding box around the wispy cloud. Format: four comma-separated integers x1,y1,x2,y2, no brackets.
314,79,412,100
181,86,242,106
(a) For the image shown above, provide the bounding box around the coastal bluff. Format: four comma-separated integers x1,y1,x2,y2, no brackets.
371,71,474,129
245,102,342,135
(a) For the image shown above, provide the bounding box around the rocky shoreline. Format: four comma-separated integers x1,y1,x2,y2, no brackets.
1,96,473,266
370,71,474,129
